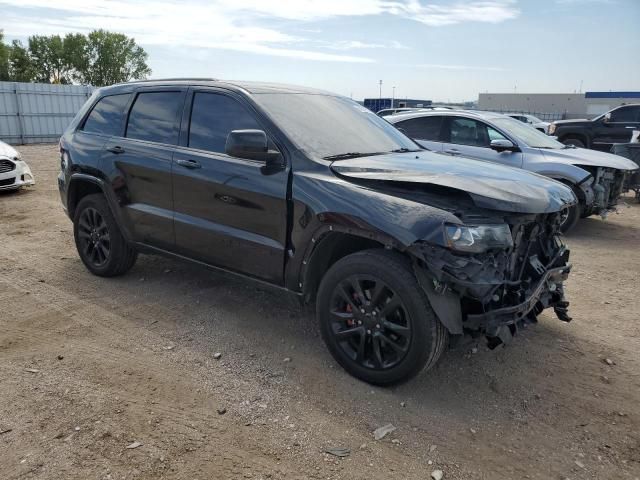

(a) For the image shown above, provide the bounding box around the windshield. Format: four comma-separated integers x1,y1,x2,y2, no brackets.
253,93,419,159
492,117,565,149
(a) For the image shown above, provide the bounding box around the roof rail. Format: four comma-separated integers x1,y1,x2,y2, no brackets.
123,77,219,84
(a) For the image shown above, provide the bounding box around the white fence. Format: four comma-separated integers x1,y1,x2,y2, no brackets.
0,81,94,145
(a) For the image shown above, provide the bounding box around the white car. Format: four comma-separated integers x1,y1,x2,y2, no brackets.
507,113,550,134
0,140,35,191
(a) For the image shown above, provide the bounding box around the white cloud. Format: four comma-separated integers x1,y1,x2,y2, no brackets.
0,0,519,62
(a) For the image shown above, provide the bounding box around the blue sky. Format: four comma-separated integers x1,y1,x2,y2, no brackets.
1,0,639,101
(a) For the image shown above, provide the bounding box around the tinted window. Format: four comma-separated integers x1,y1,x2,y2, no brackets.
126,92,183,144
188,92,261,153
82,94,130,136
448,117,506,147
396,116,443,141
610,106,640,122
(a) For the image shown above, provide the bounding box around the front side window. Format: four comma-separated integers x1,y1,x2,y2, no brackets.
396,116,443,141
448,117,507,147
610,106,640,123
82,94,131,136
126,92,183,144
188,92,261,154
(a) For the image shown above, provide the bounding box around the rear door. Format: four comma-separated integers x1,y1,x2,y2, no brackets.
392,115,444,151
441,116,524,168
103,87,187,250
593,105,640,148
69,93,132,173
172,88,289,284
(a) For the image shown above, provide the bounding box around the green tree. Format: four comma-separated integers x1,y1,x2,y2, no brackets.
0,30,10,81
28,34,86,83
80,30,151,86
9,40,34,82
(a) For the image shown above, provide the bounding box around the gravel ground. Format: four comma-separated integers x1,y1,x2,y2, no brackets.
1,144,639,480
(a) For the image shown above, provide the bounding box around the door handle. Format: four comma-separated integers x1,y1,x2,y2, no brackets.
176,159,201,169
106,145,125,154
444,149,461,155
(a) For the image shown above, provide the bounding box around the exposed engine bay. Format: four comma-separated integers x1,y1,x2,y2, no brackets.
410,210,571,347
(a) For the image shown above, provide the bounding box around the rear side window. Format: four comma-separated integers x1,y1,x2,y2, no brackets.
126,92,183,144
396,116,443,141
82,94,131,136
188,92,261,154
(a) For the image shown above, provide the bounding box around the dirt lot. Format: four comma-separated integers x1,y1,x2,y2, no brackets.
1,144,639,480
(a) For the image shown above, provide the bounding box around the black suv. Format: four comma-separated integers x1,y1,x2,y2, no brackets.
58,79,576,384
550,104,640,150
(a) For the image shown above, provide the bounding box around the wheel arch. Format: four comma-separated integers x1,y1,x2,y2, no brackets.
559,132,589,148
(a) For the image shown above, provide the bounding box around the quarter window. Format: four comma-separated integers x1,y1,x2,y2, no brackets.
188,92,262,154
82,94,131,136
126,92,183,144
395,116,443,141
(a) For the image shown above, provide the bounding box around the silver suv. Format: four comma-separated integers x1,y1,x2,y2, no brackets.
387,110,638,232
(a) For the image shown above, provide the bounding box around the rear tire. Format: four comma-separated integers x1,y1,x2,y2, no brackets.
562,137,585,148
316,249,447,385
73,194,137,277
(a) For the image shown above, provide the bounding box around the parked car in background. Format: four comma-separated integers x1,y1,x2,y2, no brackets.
507,113,550,134
0,140,35,191
58,79,576,384
548,104,640,150
387,110,638,232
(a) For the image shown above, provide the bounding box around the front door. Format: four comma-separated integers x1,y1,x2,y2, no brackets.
440,116,524,168
172,89,289,284
592,105,640,149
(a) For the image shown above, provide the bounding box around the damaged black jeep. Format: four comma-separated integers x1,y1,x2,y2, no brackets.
58,79,576,385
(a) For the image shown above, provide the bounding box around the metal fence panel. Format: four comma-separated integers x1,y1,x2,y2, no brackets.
0,81,94,144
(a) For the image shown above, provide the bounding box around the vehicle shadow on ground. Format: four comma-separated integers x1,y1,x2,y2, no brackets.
85,251,600,428
566,213,640,243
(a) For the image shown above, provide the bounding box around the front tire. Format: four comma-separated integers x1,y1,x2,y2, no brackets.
559,202,581,233
316,249,447,385
73,194,137,277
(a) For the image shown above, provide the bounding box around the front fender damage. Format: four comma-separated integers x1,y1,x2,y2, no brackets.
407,213,573,347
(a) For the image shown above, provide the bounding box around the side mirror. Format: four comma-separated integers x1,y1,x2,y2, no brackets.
603,112,612,124
490,139,518,152
225,129,282,165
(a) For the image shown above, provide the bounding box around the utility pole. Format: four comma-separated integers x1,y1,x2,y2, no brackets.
392,86,396,109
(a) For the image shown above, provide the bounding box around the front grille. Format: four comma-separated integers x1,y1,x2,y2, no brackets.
0,159,16,174
0,177,16,186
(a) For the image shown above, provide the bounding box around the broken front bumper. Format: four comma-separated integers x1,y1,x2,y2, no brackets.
0,158,35,190
464,264,571,331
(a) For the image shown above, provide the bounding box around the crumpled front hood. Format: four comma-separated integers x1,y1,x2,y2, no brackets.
0,140,19,159
540,146,638,171
331,151,576,214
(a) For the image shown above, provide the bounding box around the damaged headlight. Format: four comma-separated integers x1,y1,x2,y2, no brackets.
444,224,513,253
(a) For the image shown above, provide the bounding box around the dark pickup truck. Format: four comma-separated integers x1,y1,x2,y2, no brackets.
58,79,576,384
549,104,640,150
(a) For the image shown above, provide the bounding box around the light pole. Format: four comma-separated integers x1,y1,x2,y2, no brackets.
392,86,395,109
378,80,383,109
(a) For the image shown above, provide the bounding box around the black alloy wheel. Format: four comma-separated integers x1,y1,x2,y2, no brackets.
329,274,411,370
77,207,111,267
73,194,138,277
317,249,448,385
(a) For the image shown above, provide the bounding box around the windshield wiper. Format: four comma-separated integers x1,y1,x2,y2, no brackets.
323,152,387,160
389,147,422,153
